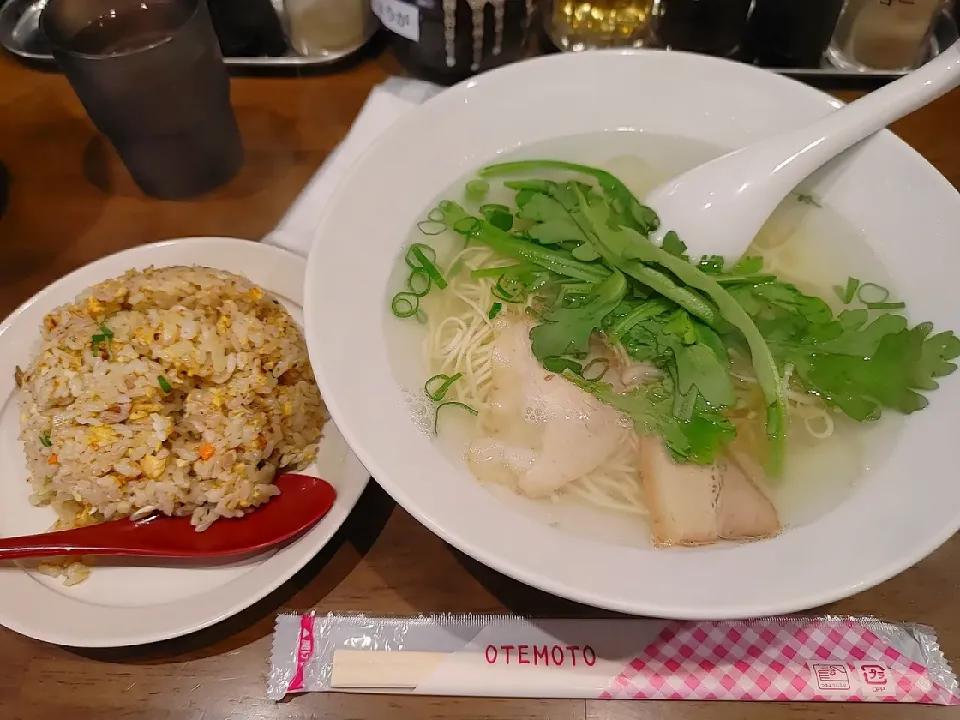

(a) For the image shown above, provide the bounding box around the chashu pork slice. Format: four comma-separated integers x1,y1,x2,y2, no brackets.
468,317,632,498
638,436,781,547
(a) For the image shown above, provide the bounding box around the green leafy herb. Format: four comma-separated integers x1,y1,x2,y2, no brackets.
482,159,660,235
409,160,959,480
480,203,514,231
834,277,860,304
158,375,172,393
564,372,736,465
731,275,960,423
542,356,584,375
662,232,689,260
530,270,627,359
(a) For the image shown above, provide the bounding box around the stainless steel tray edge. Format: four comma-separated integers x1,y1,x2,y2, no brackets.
0,0,375,68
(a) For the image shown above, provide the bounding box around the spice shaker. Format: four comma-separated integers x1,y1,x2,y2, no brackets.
542,0,655,51
652,0,755,57
743,0,844,68
376,0,537,83
826,0,948,71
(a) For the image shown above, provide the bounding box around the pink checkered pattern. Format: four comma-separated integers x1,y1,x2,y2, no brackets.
599,619,959,704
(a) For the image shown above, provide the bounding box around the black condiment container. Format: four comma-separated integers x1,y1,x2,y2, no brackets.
381,0,536,84
653,0,754,57
744,0,844,68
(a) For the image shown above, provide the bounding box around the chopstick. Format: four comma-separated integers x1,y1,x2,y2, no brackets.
331,650,445,689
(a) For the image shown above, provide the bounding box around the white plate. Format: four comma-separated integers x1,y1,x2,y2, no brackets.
304,50,960,619
0,237,368,647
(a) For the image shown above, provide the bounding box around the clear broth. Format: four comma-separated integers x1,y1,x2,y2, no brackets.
385,130,903,549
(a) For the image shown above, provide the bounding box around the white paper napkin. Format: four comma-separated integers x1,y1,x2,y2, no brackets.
264,77,442,256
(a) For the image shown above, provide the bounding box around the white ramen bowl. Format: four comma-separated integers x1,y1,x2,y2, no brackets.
304,50,960,618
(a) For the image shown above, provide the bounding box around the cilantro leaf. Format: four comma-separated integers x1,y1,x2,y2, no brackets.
661,231,689,260
792,322,960,420
563,372,735,464
529,270,627,359
733,276,960,422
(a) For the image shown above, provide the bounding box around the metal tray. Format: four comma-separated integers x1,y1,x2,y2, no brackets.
764,9,958,82
0,0,374,69
3,0,957,79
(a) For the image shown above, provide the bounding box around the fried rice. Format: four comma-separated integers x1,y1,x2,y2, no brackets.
15,266,326,584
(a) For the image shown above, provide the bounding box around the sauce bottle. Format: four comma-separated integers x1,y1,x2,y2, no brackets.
744,0,844,68
542,0,655,51
826,0,948,71
374,0,537,83
652,0,755,57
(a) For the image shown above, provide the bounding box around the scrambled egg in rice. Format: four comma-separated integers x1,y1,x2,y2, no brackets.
16,266,326,584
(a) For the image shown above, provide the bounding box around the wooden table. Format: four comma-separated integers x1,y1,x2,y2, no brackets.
1,47,959,720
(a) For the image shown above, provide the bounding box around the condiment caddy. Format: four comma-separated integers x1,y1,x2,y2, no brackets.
1,0,957,81
0,0,377,68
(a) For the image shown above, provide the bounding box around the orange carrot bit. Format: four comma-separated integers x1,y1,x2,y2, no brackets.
47,454,59,465
199,444,216,461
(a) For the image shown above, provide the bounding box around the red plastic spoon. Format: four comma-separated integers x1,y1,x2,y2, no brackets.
0,474,336,561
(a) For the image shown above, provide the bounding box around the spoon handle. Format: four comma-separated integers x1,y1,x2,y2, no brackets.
0,526,130,560
750,41,960,205
784,41,960,175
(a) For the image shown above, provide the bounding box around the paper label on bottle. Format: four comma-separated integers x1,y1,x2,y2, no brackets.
372,0,419,42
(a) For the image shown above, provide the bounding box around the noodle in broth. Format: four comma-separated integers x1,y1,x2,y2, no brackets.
391,131,906,547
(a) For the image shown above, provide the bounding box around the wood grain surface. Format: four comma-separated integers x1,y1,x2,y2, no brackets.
1,44,959,720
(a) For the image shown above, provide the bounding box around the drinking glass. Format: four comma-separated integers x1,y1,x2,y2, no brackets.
41,0,244,200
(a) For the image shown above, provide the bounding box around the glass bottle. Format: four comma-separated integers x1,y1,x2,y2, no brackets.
542,0,655,51
652,0,755,58
743,0,844,68
285,0,377,55
826,0,948,72
376,0,537,83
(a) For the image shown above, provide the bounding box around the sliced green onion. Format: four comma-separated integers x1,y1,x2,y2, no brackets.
492,275,525,303
411,245,448,290
417,220,446,236
425,372,462,402
865,301,906,310
480,203,511,215
405,242,436,269
452,217,482,236
471,264,522,279
427,207,445,223
465,179,490,202
433,401,478,434
857,282,890,305
39,433,52,448
480,203,515,232
543,357,583,375
717,274,777,287
91,333,107,352
834,277,861,304
407,267,432,297
98,323,114,339
488,302,503,320
391,292,420,318
582,357,610,381
158,375,172,393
